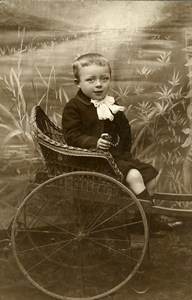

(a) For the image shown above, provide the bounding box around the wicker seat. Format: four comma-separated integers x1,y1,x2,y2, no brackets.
30,106,124,181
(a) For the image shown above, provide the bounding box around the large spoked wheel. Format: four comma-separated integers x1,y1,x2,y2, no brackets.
11,171,148,300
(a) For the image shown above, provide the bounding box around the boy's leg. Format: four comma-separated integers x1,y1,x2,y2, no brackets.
146,177,157,196
146,178,183,230
125,168,146,195
125,170,151,293
137,188,152,200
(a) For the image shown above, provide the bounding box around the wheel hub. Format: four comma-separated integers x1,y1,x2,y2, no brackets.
76,230,86,240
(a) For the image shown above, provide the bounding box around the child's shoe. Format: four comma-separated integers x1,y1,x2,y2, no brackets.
150,215,183,232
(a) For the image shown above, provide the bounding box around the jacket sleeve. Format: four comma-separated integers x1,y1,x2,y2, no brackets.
116,111,132,154
62,101,98,149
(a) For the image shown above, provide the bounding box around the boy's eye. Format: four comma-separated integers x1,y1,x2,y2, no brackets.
102,77,109,82
85,76,110,83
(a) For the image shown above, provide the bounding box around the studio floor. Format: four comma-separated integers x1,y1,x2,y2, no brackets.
0,222,192,300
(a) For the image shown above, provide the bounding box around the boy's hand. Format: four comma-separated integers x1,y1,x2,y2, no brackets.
97,138,111,150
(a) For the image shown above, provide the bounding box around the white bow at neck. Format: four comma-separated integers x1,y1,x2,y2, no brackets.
91,95,124,121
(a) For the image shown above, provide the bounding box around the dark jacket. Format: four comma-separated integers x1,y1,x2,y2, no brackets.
62,89,132,159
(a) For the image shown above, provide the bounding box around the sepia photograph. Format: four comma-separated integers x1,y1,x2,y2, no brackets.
0,0,192,299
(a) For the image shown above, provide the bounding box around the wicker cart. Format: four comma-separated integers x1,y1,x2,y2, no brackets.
9,106,192,300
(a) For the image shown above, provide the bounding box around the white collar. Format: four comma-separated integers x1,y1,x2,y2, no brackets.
90,95,124,121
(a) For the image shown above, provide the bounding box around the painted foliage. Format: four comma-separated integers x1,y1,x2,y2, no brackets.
0,0,192,228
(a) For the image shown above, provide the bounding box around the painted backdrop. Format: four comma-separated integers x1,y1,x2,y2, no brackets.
0,0,192,228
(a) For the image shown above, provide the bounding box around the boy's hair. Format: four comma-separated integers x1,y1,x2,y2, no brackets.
72,53,111,81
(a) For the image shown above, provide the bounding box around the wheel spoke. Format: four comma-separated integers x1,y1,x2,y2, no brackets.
26,194,50,229
87,237,138,262
17,229,69,234
23,209,77,237
81,193,113,230
90,220,143,234
86,201,135,234
85,205,111,233
88,237,131,243
27,239,74,272
17,238,74,254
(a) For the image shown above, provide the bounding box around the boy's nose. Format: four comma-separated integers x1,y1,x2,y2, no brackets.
95,79,102,87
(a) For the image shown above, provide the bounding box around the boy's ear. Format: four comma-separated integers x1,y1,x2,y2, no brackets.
74,78,80,87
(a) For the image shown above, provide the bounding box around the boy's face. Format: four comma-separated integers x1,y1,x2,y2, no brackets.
76,64,111,100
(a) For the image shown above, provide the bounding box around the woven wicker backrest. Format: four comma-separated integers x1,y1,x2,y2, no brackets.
30,106,124,181
35,106,65,143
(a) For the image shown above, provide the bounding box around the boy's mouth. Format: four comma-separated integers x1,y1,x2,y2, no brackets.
94,91,103,96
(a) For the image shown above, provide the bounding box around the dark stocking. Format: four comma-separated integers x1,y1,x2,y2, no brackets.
137,188,152,201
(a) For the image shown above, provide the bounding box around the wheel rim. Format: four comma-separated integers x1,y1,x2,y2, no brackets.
11,171,148,300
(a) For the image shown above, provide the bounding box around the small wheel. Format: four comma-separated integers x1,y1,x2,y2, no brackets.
11,171,148,300
0,239,11,262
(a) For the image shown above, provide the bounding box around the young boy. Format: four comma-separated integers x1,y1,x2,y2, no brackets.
62,53,158,200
